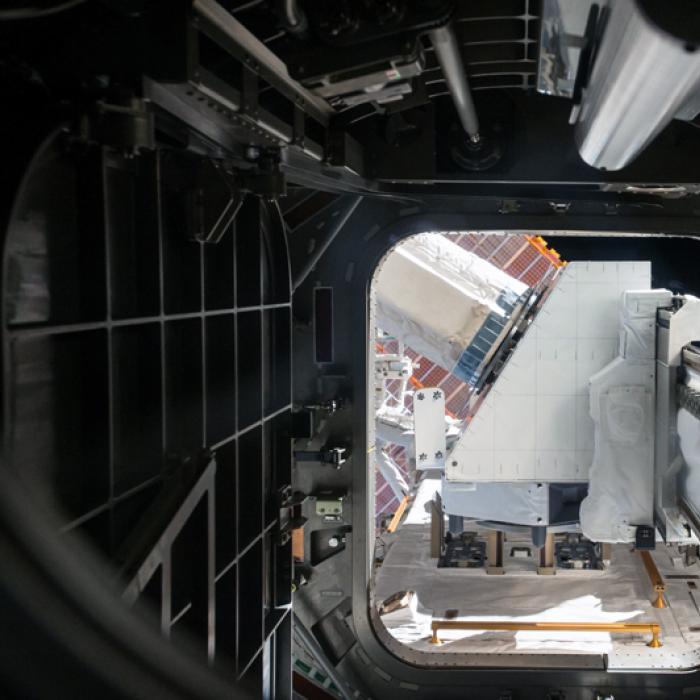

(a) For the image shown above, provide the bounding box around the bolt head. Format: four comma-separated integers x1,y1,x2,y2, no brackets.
245,145,261,161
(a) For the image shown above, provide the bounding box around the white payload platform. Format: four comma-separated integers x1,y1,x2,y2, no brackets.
375,519,700,671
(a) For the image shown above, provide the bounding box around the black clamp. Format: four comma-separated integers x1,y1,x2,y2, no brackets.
275,486,307,546
294,447,346,468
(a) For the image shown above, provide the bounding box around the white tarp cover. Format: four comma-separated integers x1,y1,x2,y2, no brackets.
680,368,700,508
580,289,673,543
374,234,527,373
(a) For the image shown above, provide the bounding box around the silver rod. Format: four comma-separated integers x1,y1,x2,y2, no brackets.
429,24,480,140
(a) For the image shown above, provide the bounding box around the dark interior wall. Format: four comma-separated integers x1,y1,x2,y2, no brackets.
0,131,293,698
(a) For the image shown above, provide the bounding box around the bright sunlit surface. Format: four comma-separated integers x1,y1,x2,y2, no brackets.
370,232,700,672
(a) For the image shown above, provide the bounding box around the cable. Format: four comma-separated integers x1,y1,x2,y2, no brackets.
0,0,86,20
230,0,264,12
282,0,306,35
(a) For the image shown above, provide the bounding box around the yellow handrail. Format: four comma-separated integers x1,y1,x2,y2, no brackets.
386,495,410,534
430,620,661,648
639,550,666,609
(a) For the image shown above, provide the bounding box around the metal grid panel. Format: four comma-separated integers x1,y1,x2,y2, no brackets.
2,140,293,695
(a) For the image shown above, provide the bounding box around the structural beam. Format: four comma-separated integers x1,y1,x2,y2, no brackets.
537,532,556,575
428,25,480,141
639,550,667,609
486,530,505,575
386,495,410,534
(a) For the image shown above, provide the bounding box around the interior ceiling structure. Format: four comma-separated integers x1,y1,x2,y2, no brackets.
2,1,700,700
242,0,543,125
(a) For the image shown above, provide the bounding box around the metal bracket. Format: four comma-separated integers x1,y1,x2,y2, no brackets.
188,160,245,244
79,97,155,154
315,497,343,518
239,148,286,199
121,455,216,661
295,447,347,468
185,151,287,244
242,64,259,119
414,387,446,470
549,201,572,214
276,486,308,546
303,398,344,414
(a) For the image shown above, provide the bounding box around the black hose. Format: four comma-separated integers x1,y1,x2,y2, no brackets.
0,0,86,20
282,0,307,36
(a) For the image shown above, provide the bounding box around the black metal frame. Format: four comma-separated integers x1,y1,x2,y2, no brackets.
347,214,700,698
0,125,295,696
284,193,700,699
3,2,700,698
122,456,217,659
138,0,700,205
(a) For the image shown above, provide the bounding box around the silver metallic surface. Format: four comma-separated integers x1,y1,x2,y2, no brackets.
428,25,480,139
654,352,686,541
575,0,700,170
684,345,700,373
193,0,332,121
675,90,700,122
307,55,424,101
376,449,409,503
681,496,700,542
441,481,550,526
654,301,700,544
679,384,700,421
537,0,597,98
